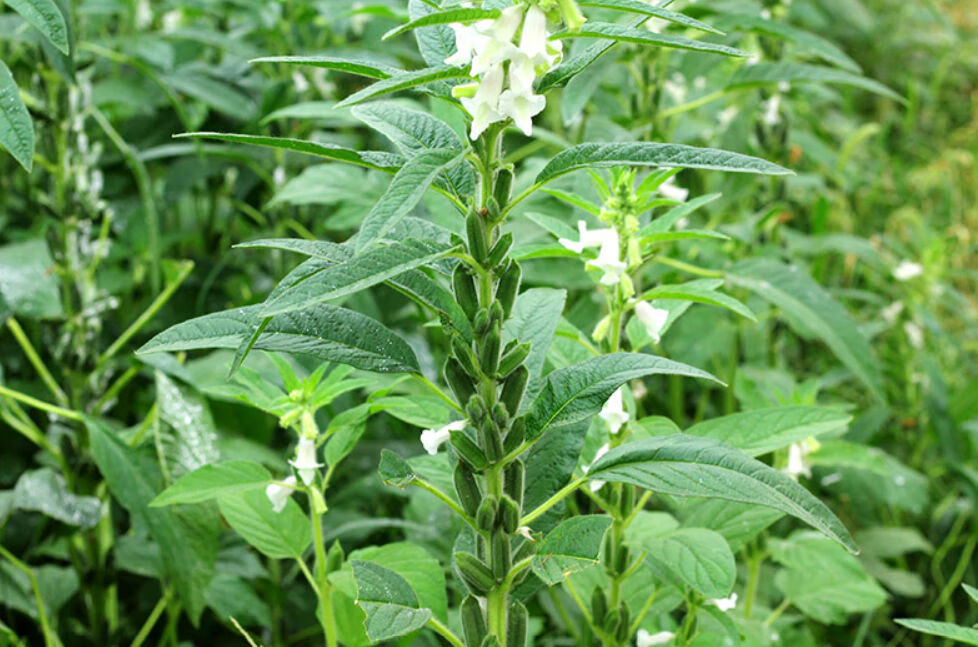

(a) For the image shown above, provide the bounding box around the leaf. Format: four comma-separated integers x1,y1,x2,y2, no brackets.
350,543,447,620
502,288,567,408
0,61,35,171
679,499,784,551
262,239,455,317
205,574,272,628
727,258,885,401
553,23,748,59
578,0,723,34
684,406,851,456
729,63,903,102
639,284,756,321
641,193,722,235
0,239,61,319
12,468,101,529
174,132,403,171
714,14,859,71
356,149,466,250
409,0,460,70
855,527,933,559
3,0,69,54
894,620,978,645
150,461,272,507
640,528,736,598
383,7,500,40
532,515,612,585
525,353,721,441
589,435,857,551
378,449,416,487
351,560,432,642
155,371,221,477
536,143,791,185
539,14,647,91
217,489,310,560
249,56,398,78
139,303,420,374
524,419,591,532
335,66,472,108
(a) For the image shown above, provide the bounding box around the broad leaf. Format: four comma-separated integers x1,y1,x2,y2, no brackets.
532,515,612,585
553,23,748,58
151,461,272,507
536,143,791,185
679,499,784,551
336,66,472,108
155,371,221,477
351,560,432,642
12,468,101,529
350,543,447,620
684,406,851,456
0,239,62,319
640,528,736,598
0,61,35,171
4,0,69,54
502,288,567,408
217,489,310,560
589,435,857,551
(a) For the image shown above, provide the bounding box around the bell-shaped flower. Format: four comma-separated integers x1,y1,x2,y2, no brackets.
657,177,688,202
290,436,323,486
587,231,627,286
893,260,923,281
421,419,467,455
762,94,781,126
634,301,669,344
599,387,630,435
709,593,738,612
558,220,614,254
471,5,524,76
445,23,489,67
498,84,546,135
583,443,610,492
516,526,535,542
519,5,558,68
461,64,505,139
783,438,819,479
265,475,297,513
637,630,675,646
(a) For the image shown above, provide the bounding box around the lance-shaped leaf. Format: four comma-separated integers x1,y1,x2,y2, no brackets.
4,0,69,54
249,56,399,78
336,66,472,108
639,528,736,599
894,619,978,645
588,435,857,551
383,7,500,40
217,489,310,560
525,353,721,441
532,515,612,585
552,23,748,58
0,62,35,172
641,193,721,235
351,560,433,642
579,0,723,34
726,258,885,401
138,303,420,374
728,62,902,102
684,406,851,456
357,148,466,250
713,14,858,71
151,462,272,507
536,142,791,185
539,15,646,91
262,238,455,317
638,284,756,321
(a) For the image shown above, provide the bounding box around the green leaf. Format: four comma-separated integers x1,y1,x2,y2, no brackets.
714,14,859,71
249,56,398,78
383,7,500,40
262,239,455,317
174,132,403,171
151,461,272,507
525,353,721,441
336,66,472,108
12,468,101,529
139,303,420,374
639,284,756,321
351,560,432,642
894,620,978,645
350,543,447,620
679,499,784,551
641,193,722,235
729,63,903,102
217,489,310,560
727,258,885,401
3,0,69,54
0,61,35,171
155,371,221,477
0,239,62,319
640,528,736,598
356,149,466,250
536,143,791,185
409,0,460,70
538,14,646,91
532,515,612,585
502,288,567,408
579,0,723,34
855,527,933,559
684,406,851,456
589,435,857,551
205,574,272,628
640,230,731,246
378,449,417,487
553,23,748,58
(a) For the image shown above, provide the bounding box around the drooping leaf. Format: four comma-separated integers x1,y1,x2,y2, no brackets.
217,489,310,560
0,61,35,171
12,468,101,529
3,0,69,54
151,462,272,507
553,23,748,58
350,543,447,620
532,515,612,585
684,406,851,456
336,66,472,108
678,499,784,551
589,435,857,551
351,560,432,642
729,62,903,102
525,353,721,441
536,142,791,185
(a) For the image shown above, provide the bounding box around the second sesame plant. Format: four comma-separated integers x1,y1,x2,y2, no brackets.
143,1,860,646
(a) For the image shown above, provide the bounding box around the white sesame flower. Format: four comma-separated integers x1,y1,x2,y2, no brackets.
445,23,488,67
637,630,675,646
893,260,923,281
710,593,738,612
904,322,924,349
881,301,904,322
290,436,323,485
517,526,535,542
785,442,811,478
599,387,630,435
760,8,772,19
718,106,739,127
558,221,615,254
292,71,310,93
762,94,781,126
471,5,524,76
584,443,610,491
693,76,707,90
498,83,547,136
518,5,554,67
634,301,669,344
657,177,688,202
421,419,468,455
663,74,687,104
587,231,627,286
461,64,505,139
265,475,297,513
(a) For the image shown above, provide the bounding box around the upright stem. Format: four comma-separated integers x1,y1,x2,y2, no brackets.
310,490,337,647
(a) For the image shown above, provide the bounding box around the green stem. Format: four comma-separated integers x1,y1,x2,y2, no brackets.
0,544,59,647
0,384,84,422
520,476,588,525
309,490,338,647
415,373,464,414
427,617,465,647
129,590,170,647
6,318,68,405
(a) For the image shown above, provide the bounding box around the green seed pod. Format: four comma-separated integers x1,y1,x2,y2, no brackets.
479,329,501,379
497,342,531,379
506,600,528,647
496,261,522,318
590,587,608,626
445,358,475,405
455,552,495,596
491,402,510,430
479,421,504,463
614,544,630,576
503,418,526,454
453,264,480,321
450,430,489,471
461,596,487,646
499,364,529,416
326,540,344,574
615,605,631,642
466,395,488,423
486,232,514,269
491,530,511,581
476,534,487,561
467,211,489,264
488,300,505,326
480,636,501,647
494,166,514,207
476,495,499,532
454,462,483,517
473,308,491,335
498,495,520,534
503,460,525,508
620,484,635,518
602,609,620,636
452,337,480,376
